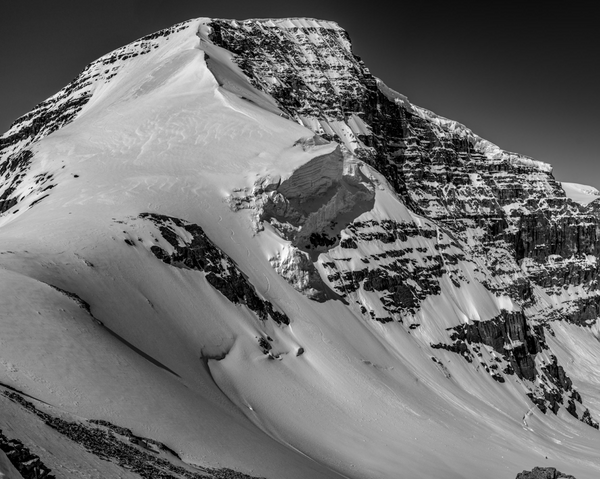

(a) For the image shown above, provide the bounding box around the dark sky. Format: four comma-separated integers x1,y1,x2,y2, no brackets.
2,1,598,186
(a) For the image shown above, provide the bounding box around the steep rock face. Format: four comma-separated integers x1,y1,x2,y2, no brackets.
432,311,544,381
204,18,600,426
207,18,412,198
321,217,466,319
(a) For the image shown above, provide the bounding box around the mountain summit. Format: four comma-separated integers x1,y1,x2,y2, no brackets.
1,17,600,479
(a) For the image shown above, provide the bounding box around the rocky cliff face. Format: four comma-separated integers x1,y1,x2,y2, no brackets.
206,18,600,427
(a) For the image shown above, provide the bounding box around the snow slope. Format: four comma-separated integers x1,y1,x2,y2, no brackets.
562,182,600,206
0,17,599,479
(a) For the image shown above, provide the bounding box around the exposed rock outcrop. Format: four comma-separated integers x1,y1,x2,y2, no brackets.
2,390,267,479
140,213,289,325
0,150,34,214
0,428,54,479
448,311,544,381
515,467,576,479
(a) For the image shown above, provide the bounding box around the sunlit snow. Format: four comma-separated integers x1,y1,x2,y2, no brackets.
0,17,599,479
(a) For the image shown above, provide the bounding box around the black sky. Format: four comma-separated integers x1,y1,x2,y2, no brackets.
1,1,598,186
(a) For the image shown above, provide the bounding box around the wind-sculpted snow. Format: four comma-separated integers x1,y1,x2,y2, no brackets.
0,21,198,219
0,21,194,160
562,182,600,206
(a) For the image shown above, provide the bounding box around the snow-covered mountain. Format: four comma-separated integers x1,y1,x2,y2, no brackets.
2,17,600,479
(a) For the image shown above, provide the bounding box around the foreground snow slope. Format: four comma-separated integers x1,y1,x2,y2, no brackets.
0,17,599,479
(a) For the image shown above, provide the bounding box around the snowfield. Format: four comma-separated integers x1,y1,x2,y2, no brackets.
562,182,600,206
1,17,600,479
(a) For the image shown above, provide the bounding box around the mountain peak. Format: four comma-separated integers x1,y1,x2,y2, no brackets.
1,16,599,479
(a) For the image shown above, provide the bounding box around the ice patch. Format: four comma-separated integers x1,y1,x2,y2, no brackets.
262,145,375,253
